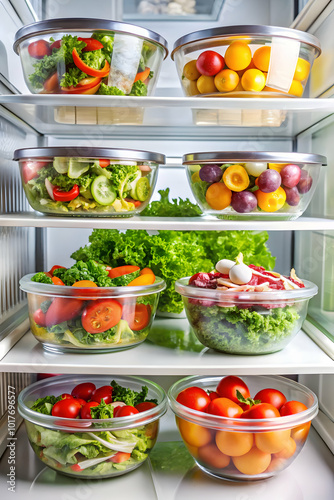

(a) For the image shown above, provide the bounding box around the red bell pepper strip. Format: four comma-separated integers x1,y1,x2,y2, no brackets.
53,185,79,202
72,48,110,78
77,38,104,51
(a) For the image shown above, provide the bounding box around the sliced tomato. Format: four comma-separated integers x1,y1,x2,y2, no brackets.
21,160,49,184
51,276,65,285
78,37,104,51
28,40,51,59
72,280,98,288
45,298,83,327
48,265,66,276
61,76,101,94
123,303,151,331
109,452,131,463
72,48,110,77
81,299,122,334
124,198,141,208
99,159,110,168
53,185,79,202
108,265,140,279
134,67,150,83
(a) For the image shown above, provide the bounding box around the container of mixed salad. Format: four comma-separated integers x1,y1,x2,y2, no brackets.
13,18,168,95
175,253,317,354
184,152,326,220
14,147,165,216
20,262,165,353
18,375,167,479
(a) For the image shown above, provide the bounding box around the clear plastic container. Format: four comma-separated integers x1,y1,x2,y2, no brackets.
14,147,165,217
171,25,320,97
20,273,166,353
14,18,168,96
18,374,167,479
175,277,317,354
183,151,326,220
168,375,318,481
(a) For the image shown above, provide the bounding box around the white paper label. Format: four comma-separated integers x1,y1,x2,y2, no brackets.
266,37,300,92
108,34,143,94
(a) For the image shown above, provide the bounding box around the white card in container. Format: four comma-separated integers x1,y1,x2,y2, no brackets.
266,37,300,92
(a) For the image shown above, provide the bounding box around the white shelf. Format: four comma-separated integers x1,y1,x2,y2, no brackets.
1,322,333,375
1,213,334,231
1,95,334,138
0,423,333,500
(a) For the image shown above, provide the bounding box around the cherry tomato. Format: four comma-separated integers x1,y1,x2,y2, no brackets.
60,393,73,400
74,398,87,407
177,418,212,448
122,303,151,331
205,182,232,210
77,37,103,51
53,185,79,202
45,298,83,327
135,402,157,413
215,430,253,457
99,159,110,168
207,398,243,418
109,452,131,463
21,160,49,184
51,398,81,418
196,50,224,76
274,436,297,459
255,429,291,453
28,40,51,59
241,402,280,419
113,405,139,418
232,447,271,475
216,376,250,405
33,308,46,327
198,443,230,469
209,391,219,401
71,382,96,401
50,40,61,51
91,385,113,404
81,299,123,334
176,386,211,412
254,388,287,410
80,401,99,419
280,400,308,416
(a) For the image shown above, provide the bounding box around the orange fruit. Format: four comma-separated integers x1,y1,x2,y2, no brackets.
188,80,199,96
241,68,266,92
294,58,310,81
214,69,239,92
232,447,271,475
196,75,217,94
289,79,304,97
183,60,201,81
224,41,252,71
253,46,271,72
205,182,232,210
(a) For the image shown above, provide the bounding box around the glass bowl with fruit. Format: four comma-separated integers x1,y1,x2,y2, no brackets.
19,374,167,479
171,26,320,97
183,151,326,220
168,375,318,481
14,147,165,217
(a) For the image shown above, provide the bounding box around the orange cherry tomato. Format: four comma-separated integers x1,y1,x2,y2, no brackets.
214,69,239,92
274,436,297,459
280,400,310,441
215,430,253,457
232,447,271,475
223,164,249,192
224,41,252,71
196,75,217,94
72,280,98,287
198,443,230,469
183,60,201,81
177,417,213,448
291,421,311,442
253,46,271,72
256,186,286,212
255,429,291,454
294,58,310,81
241,68,266,92
205,182,232,210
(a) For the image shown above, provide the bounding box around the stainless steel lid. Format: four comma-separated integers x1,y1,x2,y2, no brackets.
172,25,321,59
13,147,166,164
14,18,168,58
182,151,327,165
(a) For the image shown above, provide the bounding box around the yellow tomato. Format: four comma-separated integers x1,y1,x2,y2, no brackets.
197,75,217,94
269,163,286,173
223,164,249,192
215,430,253,457
241,69,266,92
188,80,199,96
255,429,291,454
294,58,310,81
224,41,252,71
177,418,213,448
232,447,271,475
291,421,311,442
256,186,286,212
183,60,201,81
274,436,297,459
214,69,239,92
289,79,304,97
205,182,232,210
253,46,271,72
198,443,230,469
191,171,201,183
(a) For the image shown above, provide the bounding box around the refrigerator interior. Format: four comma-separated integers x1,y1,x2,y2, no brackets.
0,0,333,498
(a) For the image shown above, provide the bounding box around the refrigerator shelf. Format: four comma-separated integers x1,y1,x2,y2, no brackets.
1,322,333,375
1,95,334,139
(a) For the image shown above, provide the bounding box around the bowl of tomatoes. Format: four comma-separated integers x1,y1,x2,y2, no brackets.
19,263,166,353
18,374,167,479
168,375,318,481
183,151,326,220
171,25,320,98
14,18,168,95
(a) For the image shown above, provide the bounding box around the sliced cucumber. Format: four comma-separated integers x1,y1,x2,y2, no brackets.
91,175,117,206
53,157,69,174
135,176,150,202
129,171,142,199
68,158,90,179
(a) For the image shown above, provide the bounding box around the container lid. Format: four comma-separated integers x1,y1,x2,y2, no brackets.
13,17,168,58
182,151,327,165
171,25,321,59
13,147,166,164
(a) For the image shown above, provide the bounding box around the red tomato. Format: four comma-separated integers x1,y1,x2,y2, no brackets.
51,399,81,418
21,160,49,184
135,402,157,413
207,398,243,418
45,298,83,327
176,386,211,412
33,308,46,327
99,159,110,168
241,402,280,419
28,40,51,59
50,40,61,51
216,376,250,404
77,37,104,51
109,452,131,463
91,386,113,404
80,401,99,419
81,299,122,334
122,303,151,331
114,405,139,418
209,391,219,401
196,50,224,76
254,388,287,410
43,72,59,92
60,393,74,400
53,185,79,202
71,382,96,401
48,265,66,276
74,398,87,407
280,400,308,416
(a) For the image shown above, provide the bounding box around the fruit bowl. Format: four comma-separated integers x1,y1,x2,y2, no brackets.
183,151,326,220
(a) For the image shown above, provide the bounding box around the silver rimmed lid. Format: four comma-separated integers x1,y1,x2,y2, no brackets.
13,147,166,164
13,18,168,58
182,151,327,165
171,25,321,59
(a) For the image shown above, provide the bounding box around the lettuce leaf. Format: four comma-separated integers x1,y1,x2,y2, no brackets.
141,188,202,217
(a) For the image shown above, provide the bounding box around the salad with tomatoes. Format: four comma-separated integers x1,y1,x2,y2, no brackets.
20,262,165,352
175,253,317,354
19,375,167,478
